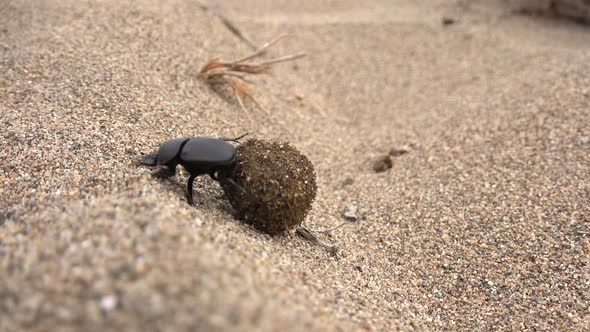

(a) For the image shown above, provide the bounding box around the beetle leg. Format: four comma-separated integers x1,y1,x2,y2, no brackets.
222,177,261,210
151,165,176,178
187,174,197,205
210,171,221,181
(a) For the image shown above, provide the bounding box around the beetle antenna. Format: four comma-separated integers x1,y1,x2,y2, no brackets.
222,132,249,143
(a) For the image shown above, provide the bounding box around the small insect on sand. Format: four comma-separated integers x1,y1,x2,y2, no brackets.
198,34,306,117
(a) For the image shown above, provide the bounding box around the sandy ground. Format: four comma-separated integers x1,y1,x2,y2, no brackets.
1,0,590,330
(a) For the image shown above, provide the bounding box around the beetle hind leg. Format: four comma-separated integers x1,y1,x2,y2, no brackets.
221,177,261,210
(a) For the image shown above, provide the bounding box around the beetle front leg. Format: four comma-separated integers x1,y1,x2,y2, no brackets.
151,165,176,178
187,174,197,205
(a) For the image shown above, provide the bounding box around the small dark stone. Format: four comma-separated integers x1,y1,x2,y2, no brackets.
341,177,354,187
440,265,454,272
389,148,408,157
442,17,456,26
372,155,392,173
355,266,363,273
0,210,13,226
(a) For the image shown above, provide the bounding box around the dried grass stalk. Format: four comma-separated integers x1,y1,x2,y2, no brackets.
198,34,306,115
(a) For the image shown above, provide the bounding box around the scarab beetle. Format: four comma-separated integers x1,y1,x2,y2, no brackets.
140,133,251,205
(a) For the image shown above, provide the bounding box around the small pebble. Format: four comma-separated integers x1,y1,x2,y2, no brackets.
341,177,354,187
373,156,392,173
100,295,118,312
442,17,456,26
343,205,359,221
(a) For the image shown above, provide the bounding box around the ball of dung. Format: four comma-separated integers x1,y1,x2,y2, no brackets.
222,139,317,235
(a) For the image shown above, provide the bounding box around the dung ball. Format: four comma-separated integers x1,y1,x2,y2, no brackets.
222,139,317,235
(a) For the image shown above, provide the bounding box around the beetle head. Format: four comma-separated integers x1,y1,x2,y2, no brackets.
140,151,158,166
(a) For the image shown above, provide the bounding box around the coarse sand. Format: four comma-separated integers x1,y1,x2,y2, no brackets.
1,0,590,331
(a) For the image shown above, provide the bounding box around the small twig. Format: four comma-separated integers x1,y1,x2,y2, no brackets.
296,226,338,256
233,34,288,63
305,220,351,234
247,94,270,114
296,218,356,255
258,53,307,66
294,92,327,117
210,71,250,81
214,113,230,125
195,0,258,50
218,16,258,51
231,83,253,121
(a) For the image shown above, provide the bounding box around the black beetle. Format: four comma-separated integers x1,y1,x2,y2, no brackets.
140,133,251,205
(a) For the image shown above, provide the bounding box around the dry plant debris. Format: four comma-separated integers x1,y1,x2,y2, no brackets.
297,217,358,257
295,227,338,257
195,0,258,51
294,91,327,117
198,35,306,116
